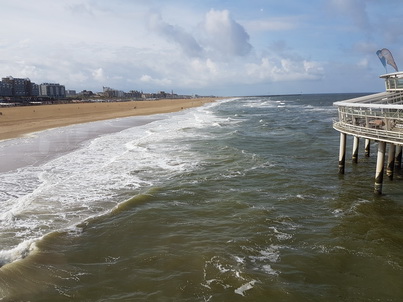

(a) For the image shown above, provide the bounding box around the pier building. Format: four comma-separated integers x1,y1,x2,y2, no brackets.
333,72,403,194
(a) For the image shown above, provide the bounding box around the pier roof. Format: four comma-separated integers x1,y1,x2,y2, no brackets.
333,91,403,109
379,71,403,79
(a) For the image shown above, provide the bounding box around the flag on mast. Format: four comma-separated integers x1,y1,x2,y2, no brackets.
376,48,398,72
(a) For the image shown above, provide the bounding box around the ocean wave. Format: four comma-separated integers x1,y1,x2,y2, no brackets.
0,104,225,266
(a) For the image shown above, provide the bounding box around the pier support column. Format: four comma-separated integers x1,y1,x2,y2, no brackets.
374,141,386,195
352,136,359,163
364,139,370,157
395,145,402,174
387,144,396,180
338,133,346,174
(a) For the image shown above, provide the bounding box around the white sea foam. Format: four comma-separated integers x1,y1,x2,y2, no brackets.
233,255,245,264
0,239,37,266
202,254,259,296
234,280,257,296
0,103,226,265
250,245,281,263
262,264,279,276
268,226,293,241
242,100,280,108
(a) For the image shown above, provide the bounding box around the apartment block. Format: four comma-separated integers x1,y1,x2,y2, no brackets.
39,83,66,98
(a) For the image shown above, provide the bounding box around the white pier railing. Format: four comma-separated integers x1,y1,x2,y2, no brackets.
333,72,403,194
333,91,403,144
333,121,403,144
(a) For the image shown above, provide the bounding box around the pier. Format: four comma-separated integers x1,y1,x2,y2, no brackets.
333,72,403,194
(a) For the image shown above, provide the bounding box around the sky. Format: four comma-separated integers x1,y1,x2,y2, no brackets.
1,0,403,96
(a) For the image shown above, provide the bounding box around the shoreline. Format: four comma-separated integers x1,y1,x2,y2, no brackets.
0,98,219,141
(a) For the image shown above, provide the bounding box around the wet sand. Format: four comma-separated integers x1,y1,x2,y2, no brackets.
0,98,217,141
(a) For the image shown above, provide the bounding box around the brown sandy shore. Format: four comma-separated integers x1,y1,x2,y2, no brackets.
0,98,220,141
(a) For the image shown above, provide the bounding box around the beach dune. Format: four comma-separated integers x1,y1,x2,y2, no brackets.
0,98,217,141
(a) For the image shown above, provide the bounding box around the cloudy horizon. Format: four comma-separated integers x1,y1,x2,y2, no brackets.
1,0,402,96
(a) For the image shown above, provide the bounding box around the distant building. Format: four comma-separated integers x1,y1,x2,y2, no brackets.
1,76,32,97
125,90,142,98
158,91,167,98
103,86,125,98
141,91,172,100
0,81,12,97
66,90,77,97
78,90,94,97
39,83,66,98
31,83,39,96
141,93,155,99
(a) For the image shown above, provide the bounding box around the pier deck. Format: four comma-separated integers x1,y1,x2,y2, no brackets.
333,72,403,194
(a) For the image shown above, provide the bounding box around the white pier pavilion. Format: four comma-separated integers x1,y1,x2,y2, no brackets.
333,72,403,194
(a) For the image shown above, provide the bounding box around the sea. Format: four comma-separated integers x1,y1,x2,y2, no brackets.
0,94,403,301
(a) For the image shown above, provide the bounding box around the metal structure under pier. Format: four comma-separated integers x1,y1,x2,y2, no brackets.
333,72,403,194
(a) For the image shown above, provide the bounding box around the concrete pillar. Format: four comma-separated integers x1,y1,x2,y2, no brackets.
374,141,386,195
364,139,370,157
352,136,359,163
338,133,346,174
395,145,402,173
386,144,396,180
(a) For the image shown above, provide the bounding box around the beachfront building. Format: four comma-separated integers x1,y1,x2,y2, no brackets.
39,83,66,98
78,90,94,97
141,91,172,100
1,76,33,97
125,90,142,99
0,81,12,97
103,86,125,98
0,76,40,97
31,83,39,96
66,90,77,97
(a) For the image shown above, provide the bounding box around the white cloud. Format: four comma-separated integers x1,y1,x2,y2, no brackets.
245,18,298,32
357,58,369,68
191,58,218,75
3,0,396,95
246,57,324,82
68,72,89,86
67,3,96,16
147,9,254,59
140,75,152,82
92,68,106,82
140,74,172,86
200,9,252,57
148,12,203,57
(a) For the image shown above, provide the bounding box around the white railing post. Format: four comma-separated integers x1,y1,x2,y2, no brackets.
352,136,359,163
365,139,370,157
387,144,396,180
375,142,386,195
338,133,347,174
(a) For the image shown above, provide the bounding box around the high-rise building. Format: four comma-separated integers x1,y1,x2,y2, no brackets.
39,83,66,98
0,81,12,97
103,86,124,98
1,76,32,96
66,90,77,97
31,83,39,96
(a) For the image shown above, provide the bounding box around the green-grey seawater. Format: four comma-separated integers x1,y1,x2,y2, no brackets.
1,95,403,301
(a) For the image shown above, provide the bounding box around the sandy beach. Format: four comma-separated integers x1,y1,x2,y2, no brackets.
0,98,218,141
